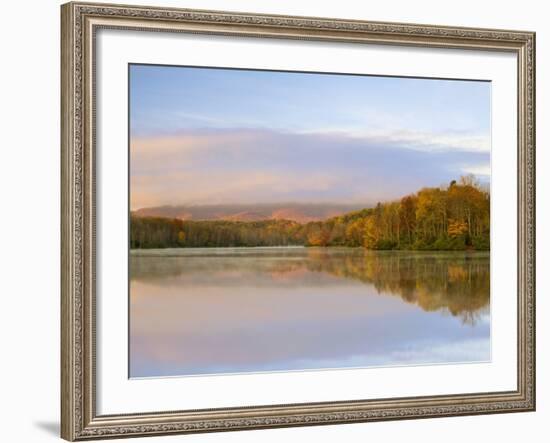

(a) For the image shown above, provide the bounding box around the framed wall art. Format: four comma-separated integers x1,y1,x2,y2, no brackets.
61,1,536,440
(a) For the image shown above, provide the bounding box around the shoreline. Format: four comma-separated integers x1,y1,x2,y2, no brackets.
129,246,490,256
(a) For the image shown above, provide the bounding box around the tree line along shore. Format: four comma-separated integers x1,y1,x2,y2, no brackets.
130,176,490,251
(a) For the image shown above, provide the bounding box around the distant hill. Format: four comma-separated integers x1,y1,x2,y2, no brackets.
132,203,368,223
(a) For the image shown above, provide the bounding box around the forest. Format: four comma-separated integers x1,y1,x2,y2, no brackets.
130,176,490,251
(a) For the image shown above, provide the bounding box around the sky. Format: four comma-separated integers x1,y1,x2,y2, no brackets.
129,64,491,210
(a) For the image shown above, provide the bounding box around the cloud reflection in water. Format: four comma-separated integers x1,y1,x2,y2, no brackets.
129,248,490,377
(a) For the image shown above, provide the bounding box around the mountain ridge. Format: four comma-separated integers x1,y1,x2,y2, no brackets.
131,203,369,223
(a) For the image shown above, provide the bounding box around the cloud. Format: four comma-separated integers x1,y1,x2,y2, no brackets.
362,130,489,153
131,170,339,208
460,164,491,177
130,128,490,209
300,129,490,153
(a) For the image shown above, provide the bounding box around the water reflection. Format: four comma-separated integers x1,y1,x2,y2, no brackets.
130,248,490,377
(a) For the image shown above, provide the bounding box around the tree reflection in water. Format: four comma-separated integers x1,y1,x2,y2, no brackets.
304,249,489,325
131,248,489,326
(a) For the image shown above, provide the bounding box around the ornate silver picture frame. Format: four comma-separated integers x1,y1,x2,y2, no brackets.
61,2,535,440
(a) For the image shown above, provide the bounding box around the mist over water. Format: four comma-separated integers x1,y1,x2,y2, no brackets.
129,247,490,378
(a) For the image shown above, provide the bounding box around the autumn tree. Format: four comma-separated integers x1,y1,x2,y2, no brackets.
130,176,489,251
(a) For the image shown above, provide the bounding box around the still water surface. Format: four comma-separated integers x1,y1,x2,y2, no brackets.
130,247,490,378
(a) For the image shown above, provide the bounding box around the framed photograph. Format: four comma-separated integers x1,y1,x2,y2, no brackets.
61,2,536,440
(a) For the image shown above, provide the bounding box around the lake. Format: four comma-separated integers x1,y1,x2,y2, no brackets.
130,247,490,378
